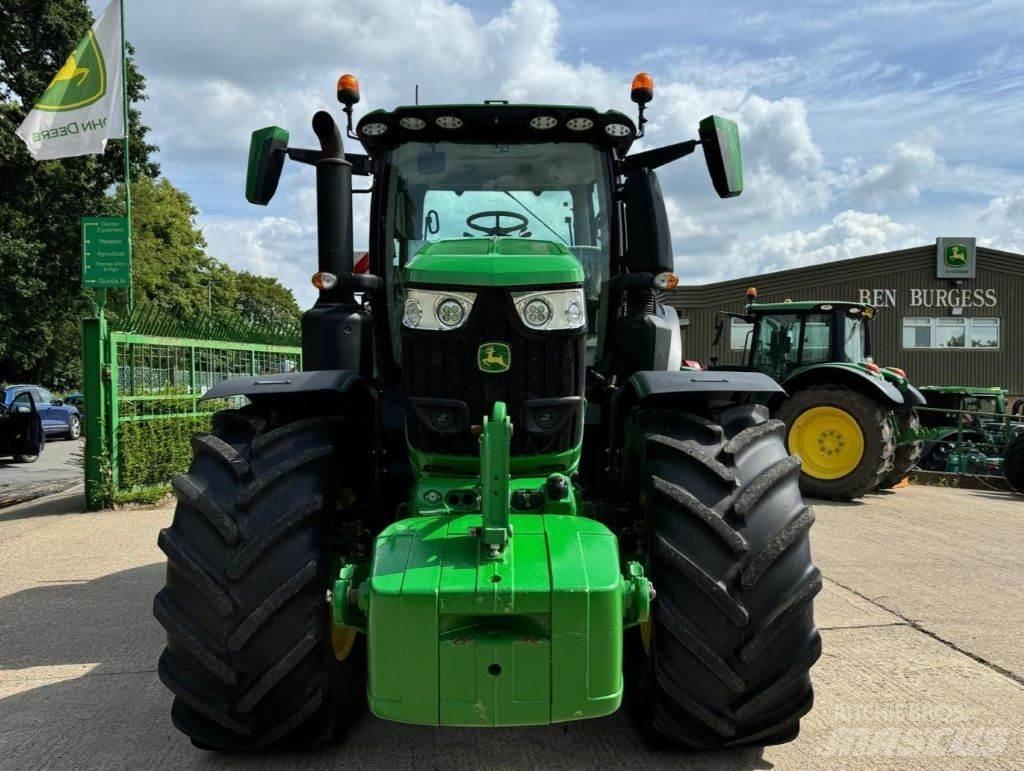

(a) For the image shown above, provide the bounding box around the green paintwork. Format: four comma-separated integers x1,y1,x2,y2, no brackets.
405,238,584,287
480,402,511,551
919,385,1007,398
700,114,744,196
245,125,288,204
349,396,649,727
362,512,628,726
785,360,885,384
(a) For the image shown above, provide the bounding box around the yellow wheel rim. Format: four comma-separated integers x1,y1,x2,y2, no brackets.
789,406,865,480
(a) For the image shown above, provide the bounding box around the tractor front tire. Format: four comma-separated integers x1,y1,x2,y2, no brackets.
154,407,364,751
625,404,821,749
776,386,894,500
877,410,922,489
1005,434,1024,494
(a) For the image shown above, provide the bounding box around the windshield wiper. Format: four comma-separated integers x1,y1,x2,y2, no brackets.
503,192,570,246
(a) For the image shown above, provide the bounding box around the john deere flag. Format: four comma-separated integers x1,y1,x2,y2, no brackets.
15,0,123,160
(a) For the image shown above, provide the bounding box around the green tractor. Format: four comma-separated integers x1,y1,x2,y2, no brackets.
154,73,821,751
711,294,926,500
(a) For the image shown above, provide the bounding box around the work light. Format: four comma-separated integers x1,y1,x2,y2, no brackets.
512,289,586,331
402,289,476,330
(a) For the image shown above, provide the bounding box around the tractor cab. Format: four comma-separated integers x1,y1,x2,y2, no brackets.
724,298,876,383
758,300,874,377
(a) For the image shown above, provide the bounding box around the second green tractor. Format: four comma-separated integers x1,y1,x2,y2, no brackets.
711,294,926,499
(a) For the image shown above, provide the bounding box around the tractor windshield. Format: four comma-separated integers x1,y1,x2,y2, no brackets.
381,141,613,360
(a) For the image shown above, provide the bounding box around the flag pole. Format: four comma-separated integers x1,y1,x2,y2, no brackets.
120,0,133,317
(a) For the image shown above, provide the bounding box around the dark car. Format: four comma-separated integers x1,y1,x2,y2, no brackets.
0,389,45,462
1,385,81,440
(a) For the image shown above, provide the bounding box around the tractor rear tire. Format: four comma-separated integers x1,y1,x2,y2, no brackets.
877,410,922,489
624,404,821,749
776,386,894,500
154,407,364,751
1005,434,1024,494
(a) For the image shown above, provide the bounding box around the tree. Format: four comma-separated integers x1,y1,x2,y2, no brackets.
105,178,301,328
0,0,158,386
0,1,300,387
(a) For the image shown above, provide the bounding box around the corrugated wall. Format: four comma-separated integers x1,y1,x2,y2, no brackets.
667,245,1024,394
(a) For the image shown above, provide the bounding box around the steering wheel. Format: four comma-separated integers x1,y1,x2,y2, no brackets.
465,210,530,237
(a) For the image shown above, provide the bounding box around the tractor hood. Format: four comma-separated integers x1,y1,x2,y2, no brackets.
404,237,584,287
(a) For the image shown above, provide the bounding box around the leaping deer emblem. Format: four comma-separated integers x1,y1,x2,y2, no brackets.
49,53,90,89
481,346,508,369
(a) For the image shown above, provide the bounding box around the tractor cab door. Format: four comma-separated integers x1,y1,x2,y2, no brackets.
751,314,801,382
0,391,44,458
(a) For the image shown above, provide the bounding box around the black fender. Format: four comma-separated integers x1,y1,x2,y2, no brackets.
779,365,904,410
200,369,364,404
201,369,380,501
901,383,927,408
624,369,785,400
608,370,785,492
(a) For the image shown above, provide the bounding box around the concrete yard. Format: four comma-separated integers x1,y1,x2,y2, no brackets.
0,484,1022,769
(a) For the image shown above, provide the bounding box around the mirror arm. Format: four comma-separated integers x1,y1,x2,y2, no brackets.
288,148,373,176
287,147,321,165
619,139,698,176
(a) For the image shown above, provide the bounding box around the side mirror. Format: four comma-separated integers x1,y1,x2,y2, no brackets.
246,126,290,205
52,398,63,406
14,404,31,414
623,168,673,274
699,115,743,199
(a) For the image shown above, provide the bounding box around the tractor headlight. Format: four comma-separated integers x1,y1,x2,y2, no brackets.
512,288,586,331
402,289,476,330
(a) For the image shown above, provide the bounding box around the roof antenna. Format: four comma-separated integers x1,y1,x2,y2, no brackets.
415,84,419,105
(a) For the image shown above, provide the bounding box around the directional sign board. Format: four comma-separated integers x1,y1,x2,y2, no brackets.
82,216,131,288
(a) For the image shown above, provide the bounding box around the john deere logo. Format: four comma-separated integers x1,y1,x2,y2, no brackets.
36,31,107,112
944,243,969,267
478,342,511,373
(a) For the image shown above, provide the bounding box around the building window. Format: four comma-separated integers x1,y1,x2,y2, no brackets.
730,319,753,350
935,318,966,348
902,317,1000,349
969,318,1000,348
903,318,932,348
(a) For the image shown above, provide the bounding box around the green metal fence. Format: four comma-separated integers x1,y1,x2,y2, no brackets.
83,308,301,510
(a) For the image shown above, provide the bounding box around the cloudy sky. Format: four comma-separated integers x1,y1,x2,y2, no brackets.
88,0,1024,304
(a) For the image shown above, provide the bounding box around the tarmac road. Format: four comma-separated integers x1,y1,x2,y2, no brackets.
0,436,83,509
0,484,1022,769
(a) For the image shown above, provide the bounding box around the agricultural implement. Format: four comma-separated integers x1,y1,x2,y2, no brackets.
154,73,821,751
710,294,925,499
914,386,1024,490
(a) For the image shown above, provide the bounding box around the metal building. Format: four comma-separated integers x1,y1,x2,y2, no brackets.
669,241,1024,396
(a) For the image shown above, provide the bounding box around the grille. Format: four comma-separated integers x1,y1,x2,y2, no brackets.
402,287,585,456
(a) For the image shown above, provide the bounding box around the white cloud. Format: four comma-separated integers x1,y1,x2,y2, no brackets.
95,0,1023,303
979,186,1024,252
844,141,940,207
688,210,923,281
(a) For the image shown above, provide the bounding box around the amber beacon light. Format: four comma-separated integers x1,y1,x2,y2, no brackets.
337,74,360,106
631,72,654,104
